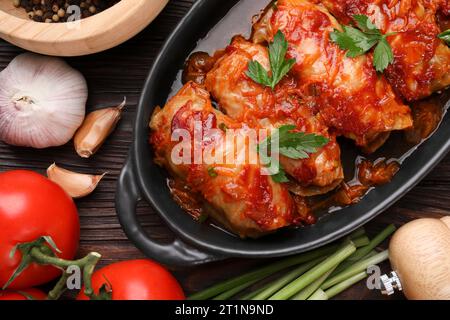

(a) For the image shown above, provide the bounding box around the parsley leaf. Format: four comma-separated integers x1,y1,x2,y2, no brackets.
271,166,290,183
330,28,365,57
353,15,381,35
258,125,329,183
247,60,271,87
330,14,395,72
275,125,329,160
218,123,228,132
207,167,218,178
438,29,450,46
246,30,295,90
258,158,290,183
197,212,209,223
373,37,394,72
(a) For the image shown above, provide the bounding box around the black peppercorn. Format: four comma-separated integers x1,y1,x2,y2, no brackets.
12,0,120,23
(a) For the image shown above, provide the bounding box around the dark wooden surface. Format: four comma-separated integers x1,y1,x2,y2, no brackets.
1,0,449,300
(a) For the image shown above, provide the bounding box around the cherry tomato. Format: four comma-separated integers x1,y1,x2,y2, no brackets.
0,288,47,300
77,260,185,300
0,170,80,290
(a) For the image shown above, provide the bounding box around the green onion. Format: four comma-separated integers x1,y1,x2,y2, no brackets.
291,265,337,300
309,271,368,300
348,225,395,262
323,272,368,299
331,225,395,276
213,275,265,300
269,241,356,300
352,236,370,248
251,257,324,300
239,286,268,300
188,244,338,300
190,225,394,301
307,288,329,300
360,250,378,260
329,250,376,278
349,227,366,240
322,250,389,290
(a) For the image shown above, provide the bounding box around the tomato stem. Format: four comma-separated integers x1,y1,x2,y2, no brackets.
29,247,102,300
47,270,71,300
4,236,105,300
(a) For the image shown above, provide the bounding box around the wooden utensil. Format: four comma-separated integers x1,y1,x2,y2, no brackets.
0,0,168,56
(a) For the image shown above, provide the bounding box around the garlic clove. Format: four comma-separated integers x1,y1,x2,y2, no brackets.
47,163,106,199
74,98,126,158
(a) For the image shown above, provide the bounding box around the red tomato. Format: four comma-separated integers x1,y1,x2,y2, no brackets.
77,260,185,300
0,288,47,300
0,170,80,290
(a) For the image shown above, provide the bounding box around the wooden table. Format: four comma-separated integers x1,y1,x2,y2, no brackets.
1,0,449,300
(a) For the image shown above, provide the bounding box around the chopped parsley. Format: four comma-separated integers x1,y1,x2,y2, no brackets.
438,29,450,46
207,167,218,178
259,125,329,183
330,14,396,72
246,30,296,90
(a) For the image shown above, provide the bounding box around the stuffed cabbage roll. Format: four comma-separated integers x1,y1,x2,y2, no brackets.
252,0,413,152
150,82,304,238
205,37,344,195
318,0,450,101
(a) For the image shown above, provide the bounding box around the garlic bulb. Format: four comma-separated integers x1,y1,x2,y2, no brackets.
0,53,88,148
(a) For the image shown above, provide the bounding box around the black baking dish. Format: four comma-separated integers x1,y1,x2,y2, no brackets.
115,0,450,266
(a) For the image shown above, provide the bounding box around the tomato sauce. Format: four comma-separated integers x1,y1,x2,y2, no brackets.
319,0,450,101
162,0,448,236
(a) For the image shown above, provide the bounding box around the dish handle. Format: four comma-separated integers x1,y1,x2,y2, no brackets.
115,158,224,267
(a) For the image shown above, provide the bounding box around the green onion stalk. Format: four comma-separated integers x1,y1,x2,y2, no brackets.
322,250,389,290
189,244,338,300
269,241,356,300
190,225,394,301
331,224,395,276
251,257,325,300
291,265,337,300
309,272,368,300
